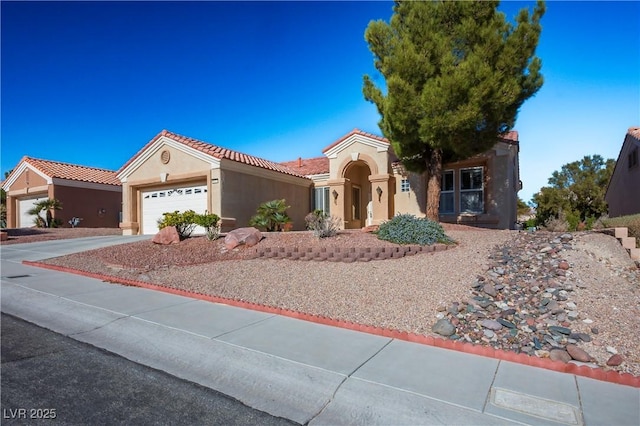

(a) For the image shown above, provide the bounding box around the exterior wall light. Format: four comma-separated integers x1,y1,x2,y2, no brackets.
332,189,339,200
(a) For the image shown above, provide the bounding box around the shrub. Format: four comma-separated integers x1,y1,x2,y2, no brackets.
543,210,569,232
158,210,222,240
194,211,221,240
376,213,452,246
249,199,291,232
0,204,6,228
305,210,341,238
158,210,199,239
524,217,537,229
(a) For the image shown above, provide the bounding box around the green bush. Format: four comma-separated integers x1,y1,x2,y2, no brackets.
249,199,291,232
158,210,221,240
305,210,341,238
194,211,221,240
376,214,452,246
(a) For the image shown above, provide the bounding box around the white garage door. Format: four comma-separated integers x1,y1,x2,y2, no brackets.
18,195,48,228
141,184,208,235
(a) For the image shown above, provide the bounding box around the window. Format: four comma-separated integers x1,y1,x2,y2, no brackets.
460,167,484,213
439,170,454,214
629,147,638,169
400,179,410,192
352,186,361,220
313,187,330,215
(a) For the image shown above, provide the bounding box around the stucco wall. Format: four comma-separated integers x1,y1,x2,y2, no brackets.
220,166,312,230
52,185,122,228
606,137,640,217
125,145,211,182
393,172,426,217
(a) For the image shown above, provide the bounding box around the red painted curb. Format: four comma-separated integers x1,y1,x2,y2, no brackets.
22,260,640,388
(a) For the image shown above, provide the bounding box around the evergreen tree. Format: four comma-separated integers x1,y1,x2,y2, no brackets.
363,0,545,220
533,155,615,227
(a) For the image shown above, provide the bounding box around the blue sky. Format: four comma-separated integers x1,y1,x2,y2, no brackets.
1,1,638,204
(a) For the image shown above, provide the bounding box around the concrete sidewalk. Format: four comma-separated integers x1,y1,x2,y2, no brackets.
2,238,639,425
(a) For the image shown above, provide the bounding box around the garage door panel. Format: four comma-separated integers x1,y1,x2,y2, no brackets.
141,185,208,235
18,195,48,228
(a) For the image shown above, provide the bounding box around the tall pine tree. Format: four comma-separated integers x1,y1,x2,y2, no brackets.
363,0,545,220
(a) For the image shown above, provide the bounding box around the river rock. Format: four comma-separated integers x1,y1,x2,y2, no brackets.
432,319,456,336
566,344,592,362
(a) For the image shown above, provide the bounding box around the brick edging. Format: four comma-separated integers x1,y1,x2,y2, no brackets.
21,260,640,388
244,242,453,262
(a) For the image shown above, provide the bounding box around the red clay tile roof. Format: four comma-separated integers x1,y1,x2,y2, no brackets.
19,156,120,186
499,131,519,144
120,130,310,179
322,128,519,153
279,156,330,176
322,129,390,153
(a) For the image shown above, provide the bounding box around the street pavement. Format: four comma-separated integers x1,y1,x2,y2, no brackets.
1,237,639,425
1,313,297,425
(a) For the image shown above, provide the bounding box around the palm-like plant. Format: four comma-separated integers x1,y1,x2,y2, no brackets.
249,199,291,232
27,198,63,228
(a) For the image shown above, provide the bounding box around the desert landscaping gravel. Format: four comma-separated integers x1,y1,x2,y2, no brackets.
23,226,640,377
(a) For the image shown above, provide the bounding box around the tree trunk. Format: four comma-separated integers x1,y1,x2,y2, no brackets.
425,149,443,222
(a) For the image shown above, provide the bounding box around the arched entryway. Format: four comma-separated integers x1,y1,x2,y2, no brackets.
343,160,372,229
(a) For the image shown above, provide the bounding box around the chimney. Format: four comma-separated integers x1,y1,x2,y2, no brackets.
297,157,302,167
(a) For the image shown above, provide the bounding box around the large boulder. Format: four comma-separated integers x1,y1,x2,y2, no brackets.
224,227,263,250
152,226,180,245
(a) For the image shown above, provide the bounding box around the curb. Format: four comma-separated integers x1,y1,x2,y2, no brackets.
21,260,640,388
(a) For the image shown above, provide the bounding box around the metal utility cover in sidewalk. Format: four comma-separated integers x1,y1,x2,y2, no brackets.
490,387,582,425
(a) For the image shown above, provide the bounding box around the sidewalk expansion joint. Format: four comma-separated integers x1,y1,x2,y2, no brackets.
305,338,394,425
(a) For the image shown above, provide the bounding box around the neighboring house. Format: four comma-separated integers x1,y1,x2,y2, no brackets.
2,157,122,228
605,127,640,217
118,128,520,235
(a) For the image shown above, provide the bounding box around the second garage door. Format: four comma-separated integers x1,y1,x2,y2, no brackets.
141,184,208,235
18,195,48,228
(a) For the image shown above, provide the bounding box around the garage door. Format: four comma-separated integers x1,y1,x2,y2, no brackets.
18,195,48,228
141,184,208,235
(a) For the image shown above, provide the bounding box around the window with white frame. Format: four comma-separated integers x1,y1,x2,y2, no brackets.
460,167,484,213
439,170,454,214
313,187,330,215
400,178,410,192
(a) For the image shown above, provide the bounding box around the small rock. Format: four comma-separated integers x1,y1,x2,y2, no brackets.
483,283,497,297
582,319,594,324
606,354,624,366
480,319,503,331
550,349,572,363
606,346,618,355
483,329,495,339
566,344,592,362
432,319,456,336
558,261,570,270
549,325,572,335
566,301,577,310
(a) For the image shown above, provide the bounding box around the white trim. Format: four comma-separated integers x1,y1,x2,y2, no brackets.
324,134,389,159
117,136,220,181
51,178,122,192
2,162,52,190
307,173,330,183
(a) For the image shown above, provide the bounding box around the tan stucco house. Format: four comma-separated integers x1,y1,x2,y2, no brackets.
2,157,122,228
119,129,521,235
605,127,640,217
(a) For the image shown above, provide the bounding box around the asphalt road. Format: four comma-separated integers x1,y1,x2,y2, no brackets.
1,313,299,425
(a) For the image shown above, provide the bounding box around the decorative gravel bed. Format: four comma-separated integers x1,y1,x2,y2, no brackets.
33,226,640,378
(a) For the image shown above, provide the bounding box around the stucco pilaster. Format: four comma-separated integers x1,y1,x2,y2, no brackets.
327,178,347,229
369,174,393,225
